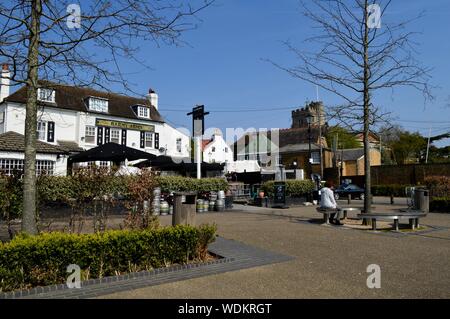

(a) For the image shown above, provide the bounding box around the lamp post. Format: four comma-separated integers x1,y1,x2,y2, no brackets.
292,161,298,180
306,113,313,179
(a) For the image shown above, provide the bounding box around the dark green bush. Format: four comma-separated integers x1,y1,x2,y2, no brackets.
430,197,450,213
156,176,228,193
1,173,229,209
0,173,23,221
261,180,315,197
424,176,450,198
0,224,217,292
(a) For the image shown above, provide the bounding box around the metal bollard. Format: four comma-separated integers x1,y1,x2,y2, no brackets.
347,194,351,204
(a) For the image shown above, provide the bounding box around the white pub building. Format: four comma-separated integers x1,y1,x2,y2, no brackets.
0,64,191,176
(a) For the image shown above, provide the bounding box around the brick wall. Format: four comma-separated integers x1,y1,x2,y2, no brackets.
345,163,450,187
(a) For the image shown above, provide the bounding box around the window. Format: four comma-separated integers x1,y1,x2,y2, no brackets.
138,106,149,118
89,97,108,113
37,121,46,141
38,88,55,103
85,126,96,144
0,111,4,124
145,132,153,148
311,151,321,164
0,159,23,175
110,129,120,144
224,147,228,153
99,161,109,168
0,159,54,176
36,160,55,175
212,147,215,152
176,138,182,153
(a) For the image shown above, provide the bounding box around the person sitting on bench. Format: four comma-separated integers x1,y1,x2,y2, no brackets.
320,181,341,225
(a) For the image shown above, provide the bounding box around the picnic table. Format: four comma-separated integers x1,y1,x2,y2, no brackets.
357,211,427,231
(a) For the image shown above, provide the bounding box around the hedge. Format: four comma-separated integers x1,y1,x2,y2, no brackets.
424,176,450,198
0,174,229,218
0,224,217,292
261,180,315,197
155,176,228,193
430,197,450,213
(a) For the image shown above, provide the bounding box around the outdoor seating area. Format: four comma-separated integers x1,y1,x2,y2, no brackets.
357,211,427,231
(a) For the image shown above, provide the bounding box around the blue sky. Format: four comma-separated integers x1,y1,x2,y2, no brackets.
13,0,450,146
118,0,449,146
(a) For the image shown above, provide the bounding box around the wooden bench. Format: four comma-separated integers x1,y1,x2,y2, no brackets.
357,211,427,231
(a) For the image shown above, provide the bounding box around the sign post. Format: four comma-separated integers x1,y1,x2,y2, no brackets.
272,181,288,209
187,105,209,179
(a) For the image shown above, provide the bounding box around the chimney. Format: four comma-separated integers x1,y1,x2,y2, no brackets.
146,88,158,110
0,64,10,103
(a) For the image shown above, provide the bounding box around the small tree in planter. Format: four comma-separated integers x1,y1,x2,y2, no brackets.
124,169,159,229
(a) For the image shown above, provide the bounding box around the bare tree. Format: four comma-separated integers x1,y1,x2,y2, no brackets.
0,0,213,234
270,0,432,214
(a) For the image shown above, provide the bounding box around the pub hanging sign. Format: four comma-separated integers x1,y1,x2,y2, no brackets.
96,119,155,132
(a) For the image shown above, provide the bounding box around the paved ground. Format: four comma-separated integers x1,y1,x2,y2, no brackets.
97,199,450,299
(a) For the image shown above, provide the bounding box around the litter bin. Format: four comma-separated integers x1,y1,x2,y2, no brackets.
414,188,429,213
172,192,197,226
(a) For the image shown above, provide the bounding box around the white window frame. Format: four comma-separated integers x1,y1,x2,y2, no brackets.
110,128,121,144
37,121,47,141
36,160,55,175
38,88,56,103
145,132,153,148
85,125,96,144
0,159,54,176
89,97,109,113
138,106,150,119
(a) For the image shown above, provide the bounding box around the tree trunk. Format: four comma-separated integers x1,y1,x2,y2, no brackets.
363,0,372,215
22,0,42,235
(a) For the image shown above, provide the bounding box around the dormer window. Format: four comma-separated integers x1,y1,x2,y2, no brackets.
88,97,108,113
38,88,55,103
137,106,150,119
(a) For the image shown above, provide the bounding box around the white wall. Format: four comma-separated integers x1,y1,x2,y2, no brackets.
0,104,5,134
4,102,191,158
160,123,191,158
203,134,233,164
0,151,67,176
6,102,78,143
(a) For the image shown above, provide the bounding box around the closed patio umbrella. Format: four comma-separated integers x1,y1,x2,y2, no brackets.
68,143,157,163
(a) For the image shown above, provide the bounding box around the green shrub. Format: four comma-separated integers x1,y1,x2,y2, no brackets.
0,224,217,292
261,180,315,197
37,176,76,204
430,197,450,213
156,176,228,193
424,176,450,198
0,173,23,221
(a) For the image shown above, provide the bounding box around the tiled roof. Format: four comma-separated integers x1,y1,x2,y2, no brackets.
0,131,68,154
202,139,212,150
278,143,320,153
5,81,164,123
234,127,324,153
57,140,84,153
336,148,365,161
